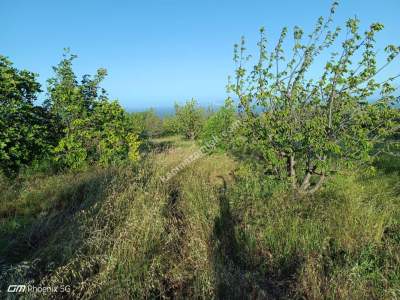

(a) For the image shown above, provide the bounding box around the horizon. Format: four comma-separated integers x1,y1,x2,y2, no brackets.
1,0,399,110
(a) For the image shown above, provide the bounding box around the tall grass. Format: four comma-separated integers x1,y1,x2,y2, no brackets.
226,163,400,299
0,138,399,299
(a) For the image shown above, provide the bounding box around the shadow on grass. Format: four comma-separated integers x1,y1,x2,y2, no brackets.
141,139,174,154
374,153,400,175
211,176,298,299
0,170,113,266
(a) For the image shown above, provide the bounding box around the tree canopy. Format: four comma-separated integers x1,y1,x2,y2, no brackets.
0,55,56,176
46,50,140,169
227,1,400,193
174,99,205,140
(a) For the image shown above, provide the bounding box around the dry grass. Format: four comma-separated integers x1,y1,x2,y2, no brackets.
0,136,399,299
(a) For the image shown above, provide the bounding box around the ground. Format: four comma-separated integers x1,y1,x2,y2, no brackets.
0,135,399,299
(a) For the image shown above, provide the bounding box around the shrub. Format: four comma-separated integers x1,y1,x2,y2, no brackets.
175,99,205,140
47,50,141,169
161,115,179,136
199,99,237,152
54,101,140,169
129,109,163,138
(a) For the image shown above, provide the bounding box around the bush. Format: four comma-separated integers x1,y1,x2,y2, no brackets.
175,99,205,140
129,109,163,138
199,99,237,153
47,51,141,169
161,115,179,136
54,101,140,169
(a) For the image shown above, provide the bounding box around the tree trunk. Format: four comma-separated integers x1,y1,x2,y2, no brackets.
298,173,325,195
299,171,312,191
287,155,297,189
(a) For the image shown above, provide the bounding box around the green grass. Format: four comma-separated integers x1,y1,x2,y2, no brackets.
227,166,400,298
0,137,399,299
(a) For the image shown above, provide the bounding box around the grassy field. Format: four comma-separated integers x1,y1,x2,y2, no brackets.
0,136,399,299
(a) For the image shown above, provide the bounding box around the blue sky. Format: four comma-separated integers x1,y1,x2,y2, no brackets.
1,0,399,110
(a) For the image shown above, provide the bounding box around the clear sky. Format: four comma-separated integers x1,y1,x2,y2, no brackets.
1,0,399,110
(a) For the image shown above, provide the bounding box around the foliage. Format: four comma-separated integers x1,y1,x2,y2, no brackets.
129,109,163,138
199,99,237,152
54,101,140,169
45,49,108,129
228,2,400,193
47,50,140,169
161,114,179,136
174,98,205,140
0,55,57,176
1,2,400,298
